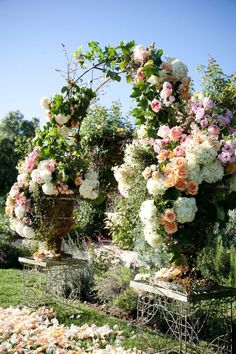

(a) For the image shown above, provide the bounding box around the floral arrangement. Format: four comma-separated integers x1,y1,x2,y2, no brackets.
0,306,142,353
5,55,104,250
112,44,236,282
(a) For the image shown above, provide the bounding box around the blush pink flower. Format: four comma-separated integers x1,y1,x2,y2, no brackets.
208,124,220,136
169,126,183,140
173,145,185,157
151,99,162,113
157,125,170,138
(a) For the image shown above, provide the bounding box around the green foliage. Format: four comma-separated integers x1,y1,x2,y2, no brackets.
94,265,137,313
197,234,231,285
197,58,236,114
0,111,39,196
73,200,107,239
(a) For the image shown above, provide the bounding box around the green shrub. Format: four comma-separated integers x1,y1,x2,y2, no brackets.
94,265,137,314
197,234,231,285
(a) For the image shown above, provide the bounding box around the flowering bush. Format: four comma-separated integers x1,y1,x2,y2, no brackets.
111,44,236,281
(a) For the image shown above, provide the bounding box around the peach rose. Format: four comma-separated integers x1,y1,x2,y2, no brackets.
177,165,188,179
175,178,187,191
163,163,174,176
164,221,178,234
164,174,176,188
157,150,169,162
163,209,176,223
225,163,236,174
142,166,152,179
169,126,183,140
71,120,79,128
174,157,187,167
75,176,83,186
187,181,198,195
152,171,161,180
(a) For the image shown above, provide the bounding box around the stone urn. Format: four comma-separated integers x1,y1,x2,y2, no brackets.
32,195,77,254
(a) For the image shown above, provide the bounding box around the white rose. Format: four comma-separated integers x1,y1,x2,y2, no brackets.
14,205,26,219
55,114,70,125
40,97,50,110
9,219,17,231
147,75,160,86
133,45,149,64
31,169,43,184
17,173,29,186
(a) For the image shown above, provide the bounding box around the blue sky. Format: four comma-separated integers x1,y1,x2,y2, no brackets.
0,0,235,124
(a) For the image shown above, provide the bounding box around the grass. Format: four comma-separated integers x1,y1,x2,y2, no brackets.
0,268,177,352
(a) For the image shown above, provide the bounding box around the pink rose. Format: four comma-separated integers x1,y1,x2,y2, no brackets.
169,126,183,140
151,99,162,113
133,45,149,64
173,145,185,157
208,124,220,136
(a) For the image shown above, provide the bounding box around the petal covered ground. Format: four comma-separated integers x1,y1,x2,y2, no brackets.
0,307,144,353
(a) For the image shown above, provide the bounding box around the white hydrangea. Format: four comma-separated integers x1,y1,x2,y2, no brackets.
166,57,188,80
79,169,99,200
58,125,71,138
15,221,25,237
186,140,217,165
147,176,166,196
229,173,236,192
201,160,224,184
23,226,35,239
42,183,58,196
174,197,198,223
123,144,139,166
143,225,163,247
118,183,130,198
139,200,158,225
187,161,202,184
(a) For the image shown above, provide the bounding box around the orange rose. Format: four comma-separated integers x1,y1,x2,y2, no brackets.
163,209,176,223
164,221,178,234
187,181,198,195
75,176,83,186
175,178,187,191
225,163,236,175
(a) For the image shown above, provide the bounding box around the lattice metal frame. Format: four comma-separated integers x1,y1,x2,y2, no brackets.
19,257,87,310
132,281,235,354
